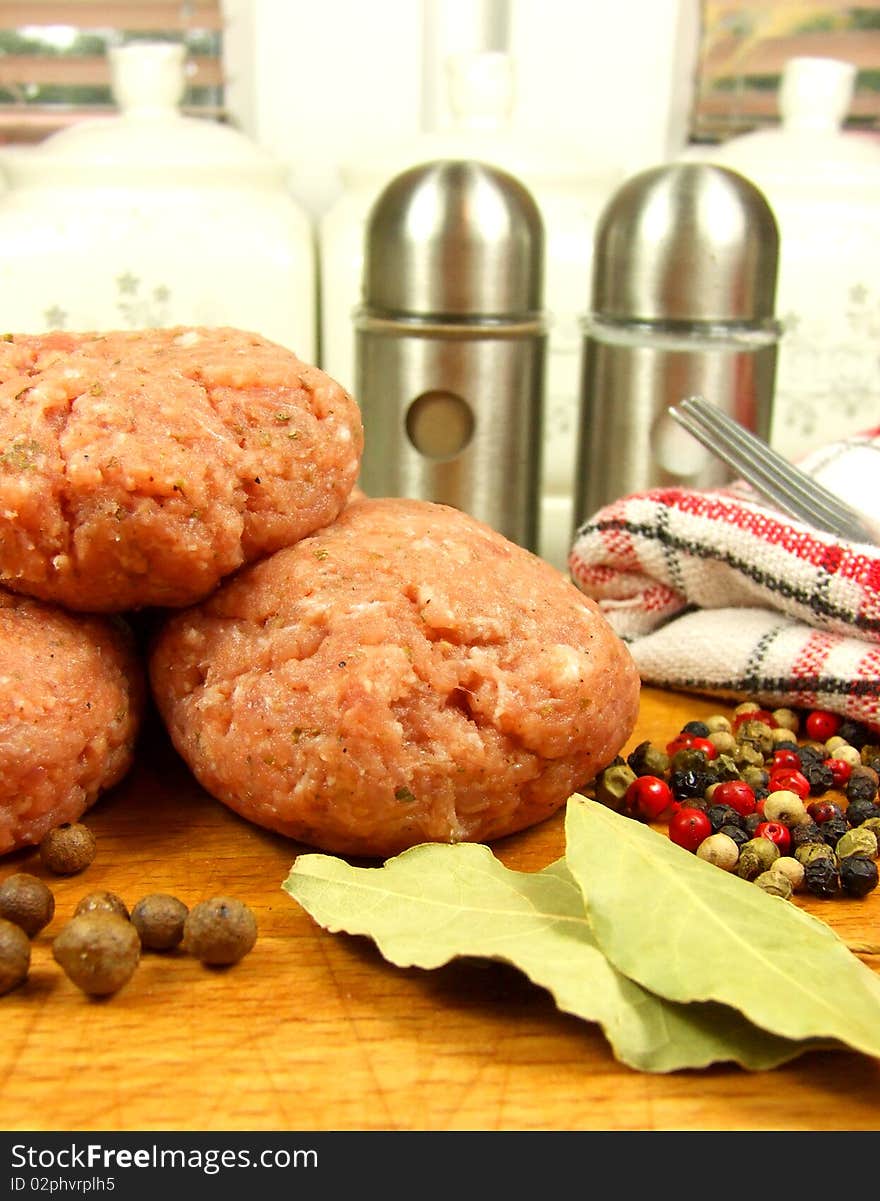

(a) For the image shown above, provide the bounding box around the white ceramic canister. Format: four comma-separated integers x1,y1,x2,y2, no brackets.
683,56,880,459
319,52,624,569
0,42,316,362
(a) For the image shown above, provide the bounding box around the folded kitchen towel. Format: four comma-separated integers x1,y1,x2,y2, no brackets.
568,427,880,734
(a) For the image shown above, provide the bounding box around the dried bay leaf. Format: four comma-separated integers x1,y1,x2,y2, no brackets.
565,796,880,1060
283,843,829,1073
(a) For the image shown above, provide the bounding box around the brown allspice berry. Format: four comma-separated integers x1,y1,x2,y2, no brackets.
131,894,189,951
52,912,140,996
0,873,55,937
75,891,130,922
183,897,257,966
39,822,96,876
0,917,31,994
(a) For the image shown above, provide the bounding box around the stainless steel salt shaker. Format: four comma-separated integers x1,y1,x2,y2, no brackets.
572,162,781,529
354,158,546,550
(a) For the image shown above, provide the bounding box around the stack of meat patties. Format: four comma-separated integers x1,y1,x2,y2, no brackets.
0,326,639,860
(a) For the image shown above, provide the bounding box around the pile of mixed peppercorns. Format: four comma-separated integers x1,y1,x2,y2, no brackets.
594,702,880,902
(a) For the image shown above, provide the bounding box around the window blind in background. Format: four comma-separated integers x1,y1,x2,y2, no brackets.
0,0,224,143
693,0,880,140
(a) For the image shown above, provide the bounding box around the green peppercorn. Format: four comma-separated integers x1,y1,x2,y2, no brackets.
183,897,257,966
737,720,775,756
859,816,880,846
52,913,140,996
740,765,769,790
732,741,765,770
835,827,878,860
0,917,30,994
736,837,780,881
626,741,670,779
39,822,96,876
595,763,637,812
754,869,793,900
0,873,55,937
794,842,837,868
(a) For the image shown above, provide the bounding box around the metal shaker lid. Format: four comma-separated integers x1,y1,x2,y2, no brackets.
591,162,779,322
361,158,544,319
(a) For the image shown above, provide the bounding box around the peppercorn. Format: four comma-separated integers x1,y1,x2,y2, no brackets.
718,822,750,849
801,761,836,796
706,803,746,832
131,894,189,951
772,856,805,892
711,779,757,817
626,741,670,779
844,799,880,827
837,718,869,749
0,917,30,994
739,766,769,792
771,708,800,735
804,709,841,743
736,837,780,881
790,820,826,850
708,730,737,755
835,827,878,860
743,812,765,836
705,714,733,734
681,720,710,738
794,843,836,869
859,817,880,847
803,857,840,899
860,745,880,773
754,869,793,900
732,741,765,770
695,832,740,871
831,744,862,769
183,897,257,966
595,763,637,812
820,815,850,847
807,799,844,824
39,822,96,876
737,719,775,756
669,767,713,800
52,913,140,996
762,789,808,828
0,873,55,937
839,855,879,899
846,773,879,805
74,891,130,922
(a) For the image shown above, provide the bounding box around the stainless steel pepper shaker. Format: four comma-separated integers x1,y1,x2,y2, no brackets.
572,162,781,529
354,158,547,551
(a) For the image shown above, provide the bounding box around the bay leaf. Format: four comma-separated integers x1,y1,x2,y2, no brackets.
565,795,880,1059
283,843,829,1073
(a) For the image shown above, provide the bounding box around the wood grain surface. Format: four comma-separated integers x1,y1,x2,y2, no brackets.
1,685,878,1133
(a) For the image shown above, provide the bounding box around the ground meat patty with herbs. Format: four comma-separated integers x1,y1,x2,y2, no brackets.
0,588,143,855
0,327,363,612
149,497,641,857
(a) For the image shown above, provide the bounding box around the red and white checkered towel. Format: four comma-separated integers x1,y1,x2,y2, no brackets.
568,428,880,735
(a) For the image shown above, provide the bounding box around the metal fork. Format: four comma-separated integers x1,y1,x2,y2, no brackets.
669,395,879,545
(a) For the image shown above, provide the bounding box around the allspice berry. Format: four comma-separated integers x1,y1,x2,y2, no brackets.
131,894,189,951
0,917,30,994
183,897,257,966
75,891,130,922
0,873,55,937
39,822,96,876
52,913,140,996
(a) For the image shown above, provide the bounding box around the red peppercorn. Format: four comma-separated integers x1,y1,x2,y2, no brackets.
687,736,718,761
825,757,852,788
770,749,801,771
732,708,777,731
711,779,757,817
668,807,712,852
768,768,810,799
625,775,674,822
807,799,844,824
666,734,694,756
755,821,791,854
805,709,841,742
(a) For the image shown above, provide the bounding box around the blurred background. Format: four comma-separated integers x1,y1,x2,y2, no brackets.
0,0,878,566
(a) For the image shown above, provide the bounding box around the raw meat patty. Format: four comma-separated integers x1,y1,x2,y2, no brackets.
149,498,640,857
0,327,363,611
0,588,144,854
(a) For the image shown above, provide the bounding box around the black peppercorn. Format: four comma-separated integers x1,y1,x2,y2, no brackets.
820,815,851,847
681,720,710,738
839,855,879,898
744,812,765,836
846,774,879,805
706,804,746,833
718,823,750,849
626,740,670,779
837,719,869,750
844,799,880,827
669,768,713,800
790,820,826,849
802,761,836,796
803,857,840,898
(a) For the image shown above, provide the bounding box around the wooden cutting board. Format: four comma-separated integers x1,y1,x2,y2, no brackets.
2,685,879,1132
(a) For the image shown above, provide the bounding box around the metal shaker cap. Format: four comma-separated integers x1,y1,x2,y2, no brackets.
591,162,779,323
361,158,544,319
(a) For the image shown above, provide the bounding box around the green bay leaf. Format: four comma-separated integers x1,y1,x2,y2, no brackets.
283,843,830,1073
564,795,880,1059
